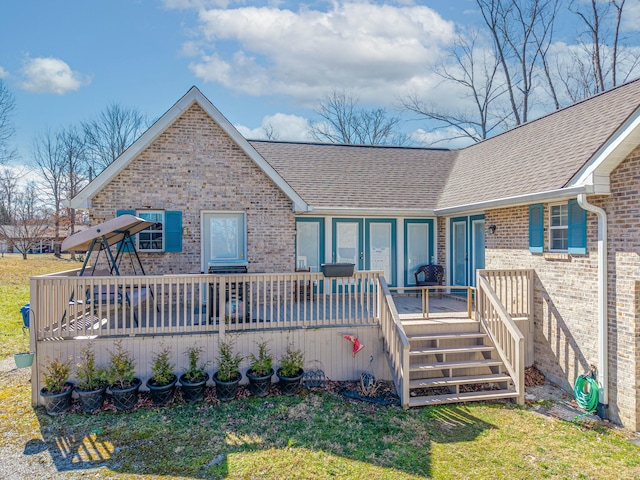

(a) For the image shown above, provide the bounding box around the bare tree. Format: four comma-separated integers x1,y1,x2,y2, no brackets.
82,103,148,177
32,130,66,256
0,166,24,220
0,182,50,259
567,0,638,96
0,80,17,165
58,127,87,253
476,0,560,125
403,29,511,144
310,90,407,145
262,122,280,140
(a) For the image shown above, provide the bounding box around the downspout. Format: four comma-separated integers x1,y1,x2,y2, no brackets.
577,194,608,410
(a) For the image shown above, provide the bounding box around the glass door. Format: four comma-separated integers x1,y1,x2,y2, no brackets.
365,219,396,286
332,219,363,270
295,218,325,272
471,218,485,287
405,220,433,286
452,219,468,287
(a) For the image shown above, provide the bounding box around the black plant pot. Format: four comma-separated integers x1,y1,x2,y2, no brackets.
75,385,107,414
277,368,304,396
213,371,241,402
41,382,74,416
147,374,178,406
246,368,274,397
109,377,142,412
179,372,209,403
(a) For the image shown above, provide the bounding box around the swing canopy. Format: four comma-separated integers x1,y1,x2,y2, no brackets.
62,215,154,253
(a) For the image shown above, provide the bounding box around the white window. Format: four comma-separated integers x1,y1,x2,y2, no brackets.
549,204,568,251
136,210,164,252
204,212,246,263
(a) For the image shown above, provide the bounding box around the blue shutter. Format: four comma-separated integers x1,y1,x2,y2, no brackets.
529,204,544,253
165,211,182,252
116,209,135,252
568,199,587,254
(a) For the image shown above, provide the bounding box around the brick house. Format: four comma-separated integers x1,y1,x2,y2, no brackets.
69,79,640,429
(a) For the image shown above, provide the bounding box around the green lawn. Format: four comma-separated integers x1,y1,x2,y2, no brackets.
0,254,83,358
1,255,639,479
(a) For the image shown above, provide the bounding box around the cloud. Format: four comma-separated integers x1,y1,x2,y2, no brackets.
0,67,8,79
19,57,90,95
185,2,455,105
236,112,311,141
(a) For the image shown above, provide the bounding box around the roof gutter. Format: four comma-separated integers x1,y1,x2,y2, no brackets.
577,193,608,410
434,185,590,216
299,207,436,217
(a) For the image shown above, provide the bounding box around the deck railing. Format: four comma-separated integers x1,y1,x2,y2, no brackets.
31,270,382,341
389,285,475,318
476,270,531,404
478,269,533,320
378,277,410,408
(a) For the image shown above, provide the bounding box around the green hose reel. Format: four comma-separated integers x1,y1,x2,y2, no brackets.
574,372,600,414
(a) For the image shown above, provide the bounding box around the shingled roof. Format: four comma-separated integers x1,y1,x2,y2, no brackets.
250,141,456,211
438,78,640,210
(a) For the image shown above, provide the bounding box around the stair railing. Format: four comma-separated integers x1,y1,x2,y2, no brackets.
476,272,526,404
378,277,410,408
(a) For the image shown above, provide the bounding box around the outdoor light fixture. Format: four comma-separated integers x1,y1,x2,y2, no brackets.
488,224,497,234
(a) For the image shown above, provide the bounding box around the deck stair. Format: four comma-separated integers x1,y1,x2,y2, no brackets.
403,319,519,407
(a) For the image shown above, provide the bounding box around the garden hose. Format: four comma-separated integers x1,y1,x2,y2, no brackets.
574,374,599,414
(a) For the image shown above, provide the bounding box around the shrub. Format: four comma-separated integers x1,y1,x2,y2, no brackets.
42,356,71,393
248,339,272,376
279,342,304,378
75,343,107,391
216,337,243,382
183,346,208,383
149,345,175,386
107,340,136,389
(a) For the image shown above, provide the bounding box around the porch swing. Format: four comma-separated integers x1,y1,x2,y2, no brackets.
61,214,156,327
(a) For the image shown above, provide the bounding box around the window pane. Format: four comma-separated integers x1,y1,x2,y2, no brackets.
137,211,164,251
551,229,567,250
210,213,245,261
550,204,567,227
369,223,392,281
296,222,320,271
407,223,429,284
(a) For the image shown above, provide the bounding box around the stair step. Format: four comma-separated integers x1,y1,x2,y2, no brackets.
410,359,503,372
410,345,494,356
407,332,487,342
409,389,520,407
409,373,511,389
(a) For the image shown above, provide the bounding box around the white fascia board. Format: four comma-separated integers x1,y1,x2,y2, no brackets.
568,109,640,187
299,207,436,217
434,186,589,216
70,87,309,212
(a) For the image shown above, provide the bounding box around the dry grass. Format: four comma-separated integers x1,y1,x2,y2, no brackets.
0,253,83,358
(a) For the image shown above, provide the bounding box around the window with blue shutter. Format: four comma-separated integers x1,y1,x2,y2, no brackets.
567,199,587,254
528,204,544,253
116,209,135,252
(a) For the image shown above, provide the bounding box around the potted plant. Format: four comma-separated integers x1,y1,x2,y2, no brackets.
277,342,304,396
213,336,243,402
40,356,73,415
75,343,108,414
179,346,209,403
246,339,273,397
146,345,177,406
106,340,141,412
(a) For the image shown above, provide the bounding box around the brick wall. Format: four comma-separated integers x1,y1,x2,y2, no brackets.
90,103,295,275
483,144,640,430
